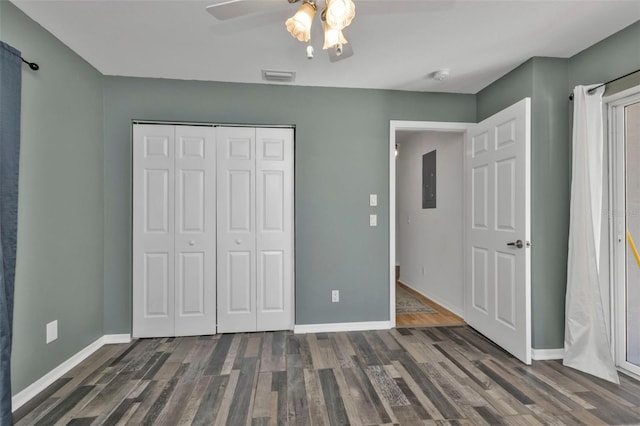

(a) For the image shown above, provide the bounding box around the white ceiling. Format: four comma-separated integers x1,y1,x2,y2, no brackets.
10,0,640,93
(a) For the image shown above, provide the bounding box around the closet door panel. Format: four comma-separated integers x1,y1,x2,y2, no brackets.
143,253,170,316
178,252,204,313
260,251,285,311
229,171,252,231
228,251,253,312
133,125,175,337
144,169,171,232
217,127,257,333
256,128,294,331
174,126,216,336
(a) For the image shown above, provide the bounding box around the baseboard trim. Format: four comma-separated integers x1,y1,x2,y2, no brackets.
12,337,104,411
397,280,465,318
12,334,133,411
294,321,391,334
103,334,132,344
532,348,564,360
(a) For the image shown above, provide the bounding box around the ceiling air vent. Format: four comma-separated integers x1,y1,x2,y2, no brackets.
262,69,296,83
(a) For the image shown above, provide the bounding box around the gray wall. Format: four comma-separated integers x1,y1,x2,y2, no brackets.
568,21,640,94
477,57,580,349
103,78,476,332
529,58,570,350
2,2,105,393
477,21,640,350
477,60,534,122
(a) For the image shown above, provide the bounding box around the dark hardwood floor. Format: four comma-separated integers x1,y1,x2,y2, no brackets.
13,326,640,425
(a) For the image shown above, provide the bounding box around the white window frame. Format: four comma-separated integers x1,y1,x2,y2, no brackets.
607,86,640,380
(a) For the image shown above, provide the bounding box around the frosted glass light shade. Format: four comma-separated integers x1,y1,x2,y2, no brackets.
285,2,316,42
325,0,355,30
322,21,347,50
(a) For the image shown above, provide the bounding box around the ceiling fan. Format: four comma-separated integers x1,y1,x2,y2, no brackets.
206,0,357,62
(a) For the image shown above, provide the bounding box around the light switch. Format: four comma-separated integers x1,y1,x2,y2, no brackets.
369,194,377,207
370,214,377,227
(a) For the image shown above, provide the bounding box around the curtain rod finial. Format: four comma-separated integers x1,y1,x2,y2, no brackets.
21,57,39,71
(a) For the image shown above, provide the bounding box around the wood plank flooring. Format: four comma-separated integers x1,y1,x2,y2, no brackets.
396,283,465,328
14,326,640,425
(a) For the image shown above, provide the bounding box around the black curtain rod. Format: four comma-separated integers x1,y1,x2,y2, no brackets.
569,68,640,101
21,57,39,71
2,42,39,69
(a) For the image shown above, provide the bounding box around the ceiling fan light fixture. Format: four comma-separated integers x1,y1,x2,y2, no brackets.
324,0,355,30
285,0,316,42
322,20,347,50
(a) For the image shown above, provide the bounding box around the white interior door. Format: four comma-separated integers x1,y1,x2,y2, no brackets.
217,127,257,333
256,128,294,331
133,124,176,337
174,125,217,336
464,98,532,364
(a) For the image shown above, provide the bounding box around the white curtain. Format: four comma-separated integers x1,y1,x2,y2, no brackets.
564,85,619,384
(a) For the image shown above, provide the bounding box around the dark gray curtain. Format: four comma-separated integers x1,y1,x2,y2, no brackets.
0,41,22,425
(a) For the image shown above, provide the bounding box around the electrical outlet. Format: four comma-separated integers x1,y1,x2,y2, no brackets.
369,194,377,206
332,290,339,303
46,320,58,344
370,214,377,227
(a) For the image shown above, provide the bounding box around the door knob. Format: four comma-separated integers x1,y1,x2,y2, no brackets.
189,240,195,246
507,239,524,249
235,239,242,245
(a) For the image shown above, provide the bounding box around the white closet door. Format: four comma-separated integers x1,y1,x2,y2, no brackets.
133,124,175,337
255,128,294,331
174,126,217,336
217,127,257,333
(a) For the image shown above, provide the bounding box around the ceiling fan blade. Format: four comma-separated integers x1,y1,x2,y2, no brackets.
356,0,455,16
206,0,281,20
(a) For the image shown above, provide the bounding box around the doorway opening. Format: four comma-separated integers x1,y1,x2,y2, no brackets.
389,121,469,328
390,99,531,363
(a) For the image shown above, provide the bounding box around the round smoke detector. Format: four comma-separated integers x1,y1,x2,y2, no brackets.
431,69,451,81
